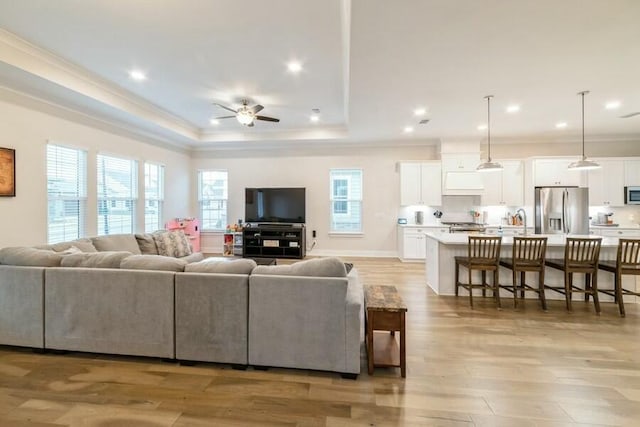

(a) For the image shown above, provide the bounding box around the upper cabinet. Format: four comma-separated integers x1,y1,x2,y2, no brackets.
587,159,625,206
624,159,640,186
533,158,587,187
481,160,524,206
399,161,442,206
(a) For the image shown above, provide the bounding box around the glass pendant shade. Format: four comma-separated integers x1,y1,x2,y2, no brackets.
569,91,600,171
236,109,254,125
477,95,503,172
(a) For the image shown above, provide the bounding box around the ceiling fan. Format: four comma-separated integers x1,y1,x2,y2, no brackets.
213,100,280,127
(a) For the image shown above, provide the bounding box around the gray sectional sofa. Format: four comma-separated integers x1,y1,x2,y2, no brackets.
0,234,364,377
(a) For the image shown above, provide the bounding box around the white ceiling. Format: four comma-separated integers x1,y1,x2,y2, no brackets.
0,0,639,150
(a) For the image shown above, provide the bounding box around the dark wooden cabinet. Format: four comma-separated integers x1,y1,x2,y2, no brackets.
242,225,306,259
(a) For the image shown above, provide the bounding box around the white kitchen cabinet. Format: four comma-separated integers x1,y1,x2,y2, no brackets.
533,158,587,187
481,160,524,206
624,159,640,186
441,154,479,172
398,226,448,261
588,159,625,206
595,228,640,237
399,162,442,206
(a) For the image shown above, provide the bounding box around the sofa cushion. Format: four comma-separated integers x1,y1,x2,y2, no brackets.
60,251,132,268
153,230,192,258
91,234,142,255
0,247,64,267
35,238,98,253
252,257,347,277
121,254,187,272
135,233,159,255
179,252,205,263
185,258,257,274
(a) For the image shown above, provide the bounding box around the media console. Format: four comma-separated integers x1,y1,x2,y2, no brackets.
242,224,306,259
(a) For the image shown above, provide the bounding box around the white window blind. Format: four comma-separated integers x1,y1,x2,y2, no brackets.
97,154,138,235
198,170,228,231
144,162,164,233
47,144,87,243
330,169,363,232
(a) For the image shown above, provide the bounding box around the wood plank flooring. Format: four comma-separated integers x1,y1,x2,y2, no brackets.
2,257,640,426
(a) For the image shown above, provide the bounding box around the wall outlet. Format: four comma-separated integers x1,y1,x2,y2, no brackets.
312,230,316,238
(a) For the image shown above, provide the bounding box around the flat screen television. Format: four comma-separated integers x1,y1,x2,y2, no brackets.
245,188,306,224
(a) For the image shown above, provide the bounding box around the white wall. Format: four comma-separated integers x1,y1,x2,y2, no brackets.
0,96,191,247
192,145,438,256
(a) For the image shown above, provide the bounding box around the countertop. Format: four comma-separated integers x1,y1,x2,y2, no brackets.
424,232,621,247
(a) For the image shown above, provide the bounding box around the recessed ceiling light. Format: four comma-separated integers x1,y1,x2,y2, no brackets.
555,122,568,129
605,100,621,110
129,69,146,81
310,114,320,123
210,119,220,125
413,107,427,116
403,126,414,133
506,104,520,113
287,61,302,73
477,124,487,131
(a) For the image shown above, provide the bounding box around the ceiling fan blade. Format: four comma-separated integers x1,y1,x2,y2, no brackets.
213,115,236,120
250,104,264,114
213,103,237,114
256,115,280,122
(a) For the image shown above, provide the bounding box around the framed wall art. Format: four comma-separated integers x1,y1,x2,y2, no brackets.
0,147,15,197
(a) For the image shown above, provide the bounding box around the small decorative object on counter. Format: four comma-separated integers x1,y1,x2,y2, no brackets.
433,210,443,219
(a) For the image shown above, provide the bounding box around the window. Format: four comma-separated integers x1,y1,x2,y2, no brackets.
144,162,164,232
330,169,362,232
46,144,87,243
97,154,138,235
198,170,228,230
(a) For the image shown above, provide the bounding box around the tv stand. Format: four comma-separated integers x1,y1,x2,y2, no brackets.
243,224,306,259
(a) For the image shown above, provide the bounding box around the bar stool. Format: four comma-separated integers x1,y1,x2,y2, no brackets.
499,236,548,309
598,238,640,317
455,236,502,309
545,237,602,313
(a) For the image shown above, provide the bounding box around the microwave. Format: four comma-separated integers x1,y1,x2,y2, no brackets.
625,186,640,205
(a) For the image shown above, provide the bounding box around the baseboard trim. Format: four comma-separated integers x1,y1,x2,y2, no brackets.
307,249,397,258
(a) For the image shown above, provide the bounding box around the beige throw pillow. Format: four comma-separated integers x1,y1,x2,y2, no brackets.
152,230,192,258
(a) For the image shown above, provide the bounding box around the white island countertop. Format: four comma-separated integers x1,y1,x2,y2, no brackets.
424,232,622,248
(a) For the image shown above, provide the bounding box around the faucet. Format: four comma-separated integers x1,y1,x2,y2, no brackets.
516,208,527,235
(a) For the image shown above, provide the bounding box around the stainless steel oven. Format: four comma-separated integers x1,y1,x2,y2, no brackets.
625,186,640,205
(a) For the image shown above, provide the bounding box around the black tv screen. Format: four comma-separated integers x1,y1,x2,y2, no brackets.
245,188,306,224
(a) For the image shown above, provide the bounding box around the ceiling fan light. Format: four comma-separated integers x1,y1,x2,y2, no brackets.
236,110,254,125
568,157,601,171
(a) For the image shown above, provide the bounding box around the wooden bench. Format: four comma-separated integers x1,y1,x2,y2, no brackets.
364,284,408,377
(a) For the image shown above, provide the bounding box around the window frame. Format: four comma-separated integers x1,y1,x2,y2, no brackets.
144,162,165,233
96,153,138,236
46,143,88,244
198,169,229,231
329,168,363,234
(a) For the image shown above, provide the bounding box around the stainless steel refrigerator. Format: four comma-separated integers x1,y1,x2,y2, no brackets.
535,187,589,234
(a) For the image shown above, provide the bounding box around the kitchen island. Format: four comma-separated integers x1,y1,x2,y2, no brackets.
424,232,637,302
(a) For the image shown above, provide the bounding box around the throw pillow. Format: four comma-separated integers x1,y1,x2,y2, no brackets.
135,233,159,255
60,251,132,268
185,258,257,274
152,230,192,258
91,234,142,254
121,254,187,272
0,247,64,267
35,238,98,253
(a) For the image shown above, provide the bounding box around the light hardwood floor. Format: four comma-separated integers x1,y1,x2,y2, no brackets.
1,257,640,426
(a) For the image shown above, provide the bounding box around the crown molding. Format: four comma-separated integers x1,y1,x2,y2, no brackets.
0,29,199,141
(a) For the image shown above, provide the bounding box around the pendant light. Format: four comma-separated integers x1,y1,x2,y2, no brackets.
477,95,503,172
568,91,601,171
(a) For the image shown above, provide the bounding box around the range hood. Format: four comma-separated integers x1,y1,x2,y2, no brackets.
443,171,484,194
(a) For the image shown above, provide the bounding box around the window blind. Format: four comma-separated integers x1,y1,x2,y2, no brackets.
144,162,164,233
47,144,87,243
97,154,138,235
198,170,228,230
